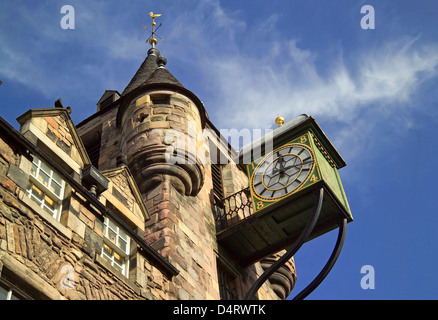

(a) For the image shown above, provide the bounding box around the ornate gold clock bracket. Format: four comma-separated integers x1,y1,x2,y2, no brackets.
244,187,348,300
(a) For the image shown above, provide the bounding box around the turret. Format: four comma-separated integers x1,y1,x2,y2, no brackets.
117,47,207,197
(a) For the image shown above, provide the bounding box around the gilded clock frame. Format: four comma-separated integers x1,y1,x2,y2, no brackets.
247,132,323,212
253,144,315,198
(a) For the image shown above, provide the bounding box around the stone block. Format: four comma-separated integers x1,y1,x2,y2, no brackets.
171,108,186,118
136,94,151,106
44,116,59,131
46,129,58,143
152,106,172,115
149,121,170,129
5,221,15,252
150,115,166,122
62,212,86,238
0,138,15,164
84,227,103,256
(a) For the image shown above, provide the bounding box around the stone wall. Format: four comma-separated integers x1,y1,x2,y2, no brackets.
0,132,169,300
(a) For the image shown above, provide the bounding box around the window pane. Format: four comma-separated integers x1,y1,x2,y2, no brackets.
39,161,51,175
118,238,127,253
102,253,112,265
32,157,39,166
0,285,8,300
114,251,123,264
30,163,37,177
108,219,118,232
118,228,128,241
113,263,123,274
43,205,55,216
108,229,117,245
50,181,61,197
38,171,50,188
52,171,63,185
31,194,43,206
31,185,44,202
44,195,56,211
103,243,113,256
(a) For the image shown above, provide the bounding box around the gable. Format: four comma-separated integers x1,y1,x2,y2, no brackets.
16,107,90,173
100,165,149,231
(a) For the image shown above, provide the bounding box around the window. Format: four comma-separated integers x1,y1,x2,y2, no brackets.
0,279,31,300
26,156,65,220
101,217,130,277
150,94,170,105
218,266,238,300
211,163,225,201
208,138,226,202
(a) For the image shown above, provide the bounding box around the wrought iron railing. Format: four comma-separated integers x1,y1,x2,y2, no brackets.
214,187,254,232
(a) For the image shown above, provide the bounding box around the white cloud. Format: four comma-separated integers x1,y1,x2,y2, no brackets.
1,0,438,164
199,33,438,160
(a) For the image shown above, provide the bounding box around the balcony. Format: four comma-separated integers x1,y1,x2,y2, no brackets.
215,183,349,267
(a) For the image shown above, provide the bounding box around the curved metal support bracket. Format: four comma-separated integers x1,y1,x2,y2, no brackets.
244,187,325,300
292,217,347,300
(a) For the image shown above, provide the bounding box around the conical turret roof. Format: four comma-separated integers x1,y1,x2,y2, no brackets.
121,48,184,96
117,47,207,129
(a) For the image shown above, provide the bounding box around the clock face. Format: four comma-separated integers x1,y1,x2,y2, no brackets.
250,144,315,201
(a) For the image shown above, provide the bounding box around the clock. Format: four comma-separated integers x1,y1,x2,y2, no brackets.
247,132,325,213
216,115,353,266
250,143,315,202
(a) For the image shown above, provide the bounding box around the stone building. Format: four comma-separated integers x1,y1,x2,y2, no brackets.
0,45,296,300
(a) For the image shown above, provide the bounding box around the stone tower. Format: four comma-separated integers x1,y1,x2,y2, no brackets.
118,47,206,198
116,47,214,299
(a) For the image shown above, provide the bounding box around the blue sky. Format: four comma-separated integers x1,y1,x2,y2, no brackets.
1,1,438,300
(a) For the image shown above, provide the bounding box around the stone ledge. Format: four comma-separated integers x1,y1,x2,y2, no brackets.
0,253,66,300
94,254,141,296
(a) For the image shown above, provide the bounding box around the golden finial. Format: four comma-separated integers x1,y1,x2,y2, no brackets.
142,12,163,48
275,114,285,127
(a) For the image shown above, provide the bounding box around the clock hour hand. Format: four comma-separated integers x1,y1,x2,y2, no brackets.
276,154,286,178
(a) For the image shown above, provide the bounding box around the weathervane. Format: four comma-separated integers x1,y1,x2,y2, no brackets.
142,12,164,48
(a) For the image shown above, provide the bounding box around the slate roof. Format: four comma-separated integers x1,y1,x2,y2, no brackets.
121,48,184,96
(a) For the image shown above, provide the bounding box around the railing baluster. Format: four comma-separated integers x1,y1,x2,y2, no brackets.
214,187,253,232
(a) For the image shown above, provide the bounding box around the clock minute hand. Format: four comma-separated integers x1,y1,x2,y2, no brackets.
283,159,314,171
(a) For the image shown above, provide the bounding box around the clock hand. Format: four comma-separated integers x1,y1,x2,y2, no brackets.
278,154,285,170
275,154,286,178
283,159,313,172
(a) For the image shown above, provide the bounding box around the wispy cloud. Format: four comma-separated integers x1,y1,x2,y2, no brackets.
205,36,438,126
196,30,438,159
1,0,438,163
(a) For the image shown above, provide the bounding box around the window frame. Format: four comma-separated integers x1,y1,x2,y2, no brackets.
26,156,66,221
101,217,131,278
217,265,238,300
0,278,33,300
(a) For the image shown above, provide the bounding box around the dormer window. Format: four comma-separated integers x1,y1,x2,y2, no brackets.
26,156,65,220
